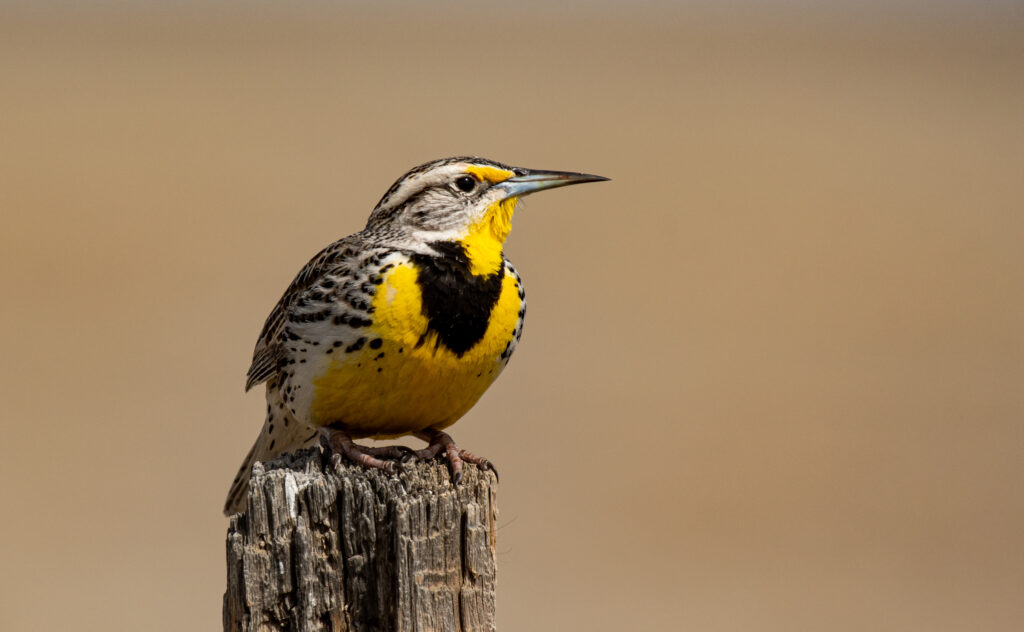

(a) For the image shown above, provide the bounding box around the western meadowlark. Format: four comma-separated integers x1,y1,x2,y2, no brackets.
224,157,607,515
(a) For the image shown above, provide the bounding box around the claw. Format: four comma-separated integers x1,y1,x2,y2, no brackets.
480,461,499,482
413,429,497,486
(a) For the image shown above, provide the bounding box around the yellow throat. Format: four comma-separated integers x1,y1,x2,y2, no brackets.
460,197,518,276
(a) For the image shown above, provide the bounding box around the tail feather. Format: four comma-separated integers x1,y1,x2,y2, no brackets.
223,403,319,516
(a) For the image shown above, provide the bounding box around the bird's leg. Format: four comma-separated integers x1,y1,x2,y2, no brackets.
319,427,403,474
413,429,499,484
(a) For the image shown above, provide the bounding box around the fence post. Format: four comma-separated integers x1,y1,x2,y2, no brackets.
223,448,498,631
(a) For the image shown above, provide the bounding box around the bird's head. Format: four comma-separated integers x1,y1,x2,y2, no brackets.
367,156,608,275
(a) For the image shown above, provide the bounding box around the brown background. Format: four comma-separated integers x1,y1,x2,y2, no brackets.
2,3,1022,631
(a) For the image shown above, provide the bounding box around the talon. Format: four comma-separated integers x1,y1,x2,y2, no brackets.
413,429,495,486
482,461,499,482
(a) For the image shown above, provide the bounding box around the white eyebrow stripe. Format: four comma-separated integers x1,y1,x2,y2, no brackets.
378,164,470,211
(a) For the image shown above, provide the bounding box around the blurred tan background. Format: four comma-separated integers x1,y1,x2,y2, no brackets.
2,2,1023,630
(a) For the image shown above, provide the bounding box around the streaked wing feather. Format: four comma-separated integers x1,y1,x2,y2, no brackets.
245,236,361,390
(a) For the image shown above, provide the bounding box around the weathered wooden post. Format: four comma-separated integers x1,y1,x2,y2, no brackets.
223,448,498,632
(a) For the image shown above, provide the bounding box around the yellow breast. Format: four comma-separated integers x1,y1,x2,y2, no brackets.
310,261,522,438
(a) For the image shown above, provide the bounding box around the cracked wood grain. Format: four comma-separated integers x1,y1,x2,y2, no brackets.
224,448,498,632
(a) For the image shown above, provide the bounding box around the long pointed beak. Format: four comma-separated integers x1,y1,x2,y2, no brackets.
496,169,610,199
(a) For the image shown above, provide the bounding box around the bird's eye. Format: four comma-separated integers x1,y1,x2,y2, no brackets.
453,176,477,193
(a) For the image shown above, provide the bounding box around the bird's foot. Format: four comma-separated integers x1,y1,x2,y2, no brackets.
413,429,499,484
319,428,413,475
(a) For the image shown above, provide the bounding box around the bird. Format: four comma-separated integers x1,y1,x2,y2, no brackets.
224,156,608,515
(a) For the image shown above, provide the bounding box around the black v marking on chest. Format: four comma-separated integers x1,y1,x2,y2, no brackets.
410,241,504,357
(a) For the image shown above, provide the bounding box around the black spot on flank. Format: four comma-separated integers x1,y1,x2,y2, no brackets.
326,348,333,354
411,241,504,356
333,340,343,347
377,367,382,372
333,314,348,326
399,347,404,353
268,424,274,434
321,278,335,289
375,352,385,360
345,296,371,312
346,337,366,353
299,359,306,363
369,338,383,350
283,417,289,426
286,330,300,341
270,440,275,450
